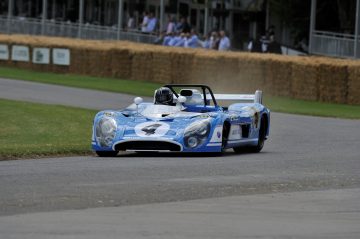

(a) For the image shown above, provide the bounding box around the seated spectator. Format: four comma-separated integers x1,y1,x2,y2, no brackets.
174,33,186,47
168,32,182,46
201,33,211,49
163,32,174,46
187,29,200,48
218,30,230,51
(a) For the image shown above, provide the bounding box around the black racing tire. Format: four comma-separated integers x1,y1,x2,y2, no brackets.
95,150,119,157
233,117,266,154
221,122,230,153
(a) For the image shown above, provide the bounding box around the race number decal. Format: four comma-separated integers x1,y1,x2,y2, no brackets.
134,122,170,137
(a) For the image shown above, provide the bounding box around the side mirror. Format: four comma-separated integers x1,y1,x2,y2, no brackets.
134,97,143,105
177,96,186,104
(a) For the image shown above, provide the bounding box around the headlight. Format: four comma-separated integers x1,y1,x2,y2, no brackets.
96,117,117,147
184,120,211,148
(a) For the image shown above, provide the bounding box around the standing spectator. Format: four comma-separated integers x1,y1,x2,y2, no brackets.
267,25,275,38
166,15,176,34
267,35,282,54
145,12,157,33
140,11,149,32
126,12,135,31
251,37,263,53
218,30,230,51
209,31,219,50
176,17,191,33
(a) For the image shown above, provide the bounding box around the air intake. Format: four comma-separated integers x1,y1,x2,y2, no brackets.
114,140,182,152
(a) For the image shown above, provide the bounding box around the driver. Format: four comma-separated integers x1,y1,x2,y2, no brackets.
154,87,175,106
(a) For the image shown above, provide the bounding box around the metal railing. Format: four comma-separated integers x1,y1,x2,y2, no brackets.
310,30,359,58
0,16,157,44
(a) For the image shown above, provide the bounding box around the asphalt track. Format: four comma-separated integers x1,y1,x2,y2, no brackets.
1,78,360,238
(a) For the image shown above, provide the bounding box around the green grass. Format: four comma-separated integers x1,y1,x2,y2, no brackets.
264,96,360,119
0,66,161,97
0,99,96,160
1,66,360,119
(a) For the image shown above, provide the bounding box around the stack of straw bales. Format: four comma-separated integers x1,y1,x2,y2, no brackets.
0,34,360,105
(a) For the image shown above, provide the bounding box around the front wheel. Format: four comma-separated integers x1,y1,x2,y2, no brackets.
95,150,119,157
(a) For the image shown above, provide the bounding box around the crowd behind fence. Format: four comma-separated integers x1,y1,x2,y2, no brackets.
0,16,157,44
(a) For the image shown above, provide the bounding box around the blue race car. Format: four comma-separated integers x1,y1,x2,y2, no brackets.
92,84,270,157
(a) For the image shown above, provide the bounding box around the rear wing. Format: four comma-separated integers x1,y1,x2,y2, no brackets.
213,90,263,104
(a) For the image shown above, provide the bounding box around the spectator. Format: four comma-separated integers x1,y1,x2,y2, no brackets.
168,32,182,46
260,35,270,53
187,29,200,48
174,33,186,47
145,12,157,33
163,32,174,46
176,17,191,33
267,35,282,54
166,15,176,34
218,30,230,51
201,33,211,49
140,11,149,33
267,25,275,38
126,13,135,31
248,38,263,53
209,31,219,50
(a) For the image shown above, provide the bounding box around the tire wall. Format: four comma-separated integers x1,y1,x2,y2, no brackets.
0,34,359,105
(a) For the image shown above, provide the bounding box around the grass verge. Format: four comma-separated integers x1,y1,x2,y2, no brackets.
1,66,360,119
0,66,161,97
264,96,360,119
0,99,96,160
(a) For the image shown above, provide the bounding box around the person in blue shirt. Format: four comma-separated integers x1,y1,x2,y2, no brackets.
174,33,186,47
201,33,211,49
168,32,182,46
218,30,231,51
145,12,157,33
163,32,174,46
187,29,200,48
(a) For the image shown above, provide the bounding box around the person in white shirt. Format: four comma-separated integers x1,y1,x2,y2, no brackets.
166,15,176,34
140,11,149,33
218,30,230,51
126,13,135,30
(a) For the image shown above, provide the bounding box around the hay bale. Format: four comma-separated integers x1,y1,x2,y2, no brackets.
347,62,360,105
317,62,348,104
291,60,319,101
264,57,293,97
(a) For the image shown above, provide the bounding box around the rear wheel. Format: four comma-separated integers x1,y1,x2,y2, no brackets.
233,117,266,153
95,151,119,157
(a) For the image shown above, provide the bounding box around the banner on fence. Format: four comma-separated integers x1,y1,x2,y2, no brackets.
11,45,30,62
53,48,70,66
33,48,50,64
0,44,9,60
